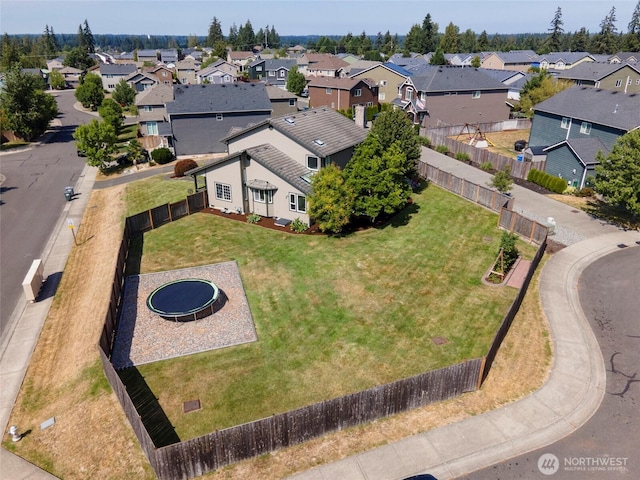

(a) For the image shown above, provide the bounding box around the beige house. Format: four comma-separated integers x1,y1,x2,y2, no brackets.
304,53,349,78
265,86,298,117
349,63,410,103
557,63,640,94
481,51,537,72
175,59,200,85
187,108,368,225
227,51,255,72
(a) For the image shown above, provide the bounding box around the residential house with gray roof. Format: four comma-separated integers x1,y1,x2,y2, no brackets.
556,62,640,93
265,86,298,116
159,49,178,64
529,86,640,188
166,83,271,155
349,62,411,104
175,59,201,85
538,52,595,71
135,84,174,149
125,71,159,92
394,65,511,127
137,49,159,64
187,107,368,225
197,59,238,84
481,50,538,72
98,63,137,91
247,58,297,87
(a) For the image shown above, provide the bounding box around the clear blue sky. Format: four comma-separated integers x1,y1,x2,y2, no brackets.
1,1,638,37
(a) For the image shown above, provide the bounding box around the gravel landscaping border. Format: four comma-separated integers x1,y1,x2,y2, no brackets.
111,261,257,369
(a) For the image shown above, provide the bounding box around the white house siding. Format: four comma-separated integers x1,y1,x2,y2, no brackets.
204,160,244,213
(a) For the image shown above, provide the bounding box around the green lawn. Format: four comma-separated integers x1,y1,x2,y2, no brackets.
124,175,194,217
126,185,532,439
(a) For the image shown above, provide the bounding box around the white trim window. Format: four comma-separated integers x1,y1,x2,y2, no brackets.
354,88,362,97
405,87,413,101
380,79,387,86
289,193,306,213
289,99,296,106
326,87,332,94
366,101,373,106
595,81,601,88
615,79,622,87
379,92,386,100
143,105,153,112
472,91,481,99
216,113,223,121
146,121,158,135
561,117,570,129
256,66,263,72
268,70,276,77
636,79,640,85
580,122,592,135
215,183,232,201
306,155,319,170
253,189,273,203
279,70,286,78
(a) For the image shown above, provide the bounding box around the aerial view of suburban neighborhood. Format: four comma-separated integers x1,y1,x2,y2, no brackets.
1,1,639,479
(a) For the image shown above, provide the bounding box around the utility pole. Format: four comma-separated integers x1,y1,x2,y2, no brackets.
264,26,269,49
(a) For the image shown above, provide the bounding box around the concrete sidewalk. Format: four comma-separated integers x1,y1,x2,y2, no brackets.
291,231,640,480
0,164,97,479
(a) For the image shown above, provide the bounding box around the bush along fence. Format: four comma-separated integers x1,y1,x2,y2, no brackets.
420,119,545,180
97,186,546,480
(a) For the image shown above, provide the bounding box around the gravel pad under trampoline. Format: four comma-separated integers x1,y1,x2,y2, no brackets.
111,261,257,369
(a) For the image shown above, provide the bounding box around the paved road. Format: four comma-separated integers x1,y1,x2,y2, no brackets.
0,90,92,340
459,245,640,479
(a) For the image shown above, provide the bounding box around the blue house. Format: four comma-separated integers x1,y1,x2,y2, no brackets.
529,86,640,189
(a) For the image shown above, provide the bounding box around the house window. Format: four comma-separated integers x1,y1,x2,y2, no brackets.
326,87,332,94
108,84,115,89
354,88,362,97
307,155,319,170
256,66,263,72
216,114,223,121
279,70,286,78
366,101,373,106
289,99,295,106
615,79,622,87
106,74,113,78
380,80,387,86
472,91,481,99
379,92,386,100
561,117,570,129
289,193,306,213
253,189,273,203
146,122,158,135
595,81,600,88
182,77,187,83
580,122,592,135
636,79,640,85
268,70,276,77
215,183,232,202
162,72,167,77
405,87,413,101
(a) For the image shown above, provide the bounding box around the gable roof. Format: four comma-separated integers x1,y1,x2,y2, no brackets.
166,83,271,115
229,51,254,61
223,107,368,157
100,63,137,75
488,51,538,64
265,85,297,100
533,86,640,131
305,54,349,71
126,71,159,84
137,49,157,58
136,84,174,106
539,52,594,65
249,58,297,70
543,137,609,166
307,76,376,90
407,65,509,92
348,61,410,79
556,62,640,82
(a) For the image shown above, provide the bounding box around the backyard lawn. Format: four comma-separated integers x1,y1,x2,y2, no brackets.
124,184,535,440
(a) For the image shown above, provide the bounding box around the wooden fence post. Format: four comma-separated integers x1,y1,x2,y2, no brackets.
510,210,517,232
148,209,154,229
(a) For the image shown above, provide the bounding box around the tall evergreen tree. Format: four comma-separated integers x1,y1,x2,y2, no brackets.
83,19,95,53
625,1,640,50
404,24,425,53
459,29,477,52
421,14,439,52
237,20,256,50
545,7,565,53
477,30,490,51
228,23,238,48
571,27,590,51
440,22,459,53
268,26,280,48
591,6,619,54
206,17,224,47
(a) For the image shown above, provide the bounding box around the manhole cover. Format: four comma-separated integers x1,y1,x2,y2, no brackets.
183,399,201,413
431,336,448,345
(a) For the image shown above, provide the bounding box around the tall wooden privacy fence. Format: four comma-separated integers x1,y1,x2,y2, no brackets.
97,182,547,479
420,119,545,180
417,161,514,213
498,208,548,245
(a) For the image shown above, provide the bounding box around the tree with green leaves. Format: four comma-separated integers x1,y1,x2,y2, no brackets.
471,55,481,68
421,14,439,52
370,108,421,167
344,137,412,223
63,46,95,70
228,23,239,47
75,72,104,110
48,70,65,89
81,19,95,53
286,64,306,95
514,71,572,117
404,24,425,53
0,67,58,141
1,33,20,70
237,20,256,50
308,164,355,233
591,6,619,54
125,139,147,169
112,78,136,107
488,166,513,194
459,29,477,53
41,25,59,58
206,17,224,47
477,30,490,51
98,98,124,134
430,47,446,65
594,129,640,220
624,0,640,50
545,7,565,53
571,27,590,51
440,22,459,53
72,119,117,170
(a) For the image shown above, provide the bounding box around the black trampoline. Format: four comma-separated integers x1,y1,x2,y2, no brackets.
146,278,220,322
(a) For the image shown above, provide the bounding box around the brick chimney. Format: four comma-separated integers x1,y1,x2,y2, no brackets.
354,105,366,128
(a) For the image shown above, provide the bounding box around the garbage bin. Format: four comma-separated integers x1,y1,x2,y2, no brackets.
64,186,74,201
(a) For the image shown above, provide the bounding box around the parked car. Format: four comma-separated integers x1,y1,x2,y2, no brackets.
300,88,309,98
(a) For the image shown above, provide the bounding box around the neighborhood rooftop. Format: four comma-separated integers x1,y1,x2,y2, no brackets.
408,65,511,92
533,86,640,131
166,83,272,115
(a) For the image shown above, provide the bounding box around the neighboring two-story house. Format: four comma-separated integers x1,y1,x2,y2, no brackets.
307,77,378,111
538,52,595,71
145,65,174,86
528,86,640,188
481,50,538,72
125,71,159,92
227,51,255,72
98,63,137,92
175,59,200,85
556,62,640,94
349,62,411,103
247,58,297,87
394,65,511,127
197,59,238,84
166,82,272,155
137,49,159,64
135,84,174,150
186,107,368,225
265,86,298,117
304,53,349,78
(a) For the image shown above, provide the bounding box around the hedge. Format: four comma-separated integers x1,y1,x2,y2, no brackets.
527,168,567,194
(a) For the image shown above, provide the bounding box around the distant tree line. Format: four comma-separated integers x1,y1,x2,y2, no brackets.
2,2,639,72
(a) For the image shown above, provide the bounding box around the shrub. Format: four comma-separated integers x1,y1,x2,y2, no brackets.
151,147,174,164
435,144,449,154
290,218,308,233
247,213,261,224
527,168,540,183
499,231,519,272
174,158,198,177
418,136,431,147
480,162,493,171
526,169,567,193
574,186,594,197
455,152,470,162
